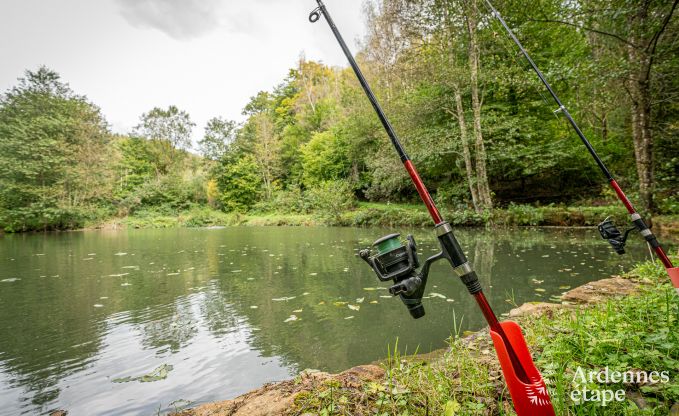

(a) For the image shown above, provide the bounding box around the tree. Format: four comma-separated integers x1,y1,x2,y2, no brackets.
134,105,195,174
199,117,237,161
0,67,111,231
251,113,282,200
215,154,261,212
464,0,493,210
300,130,350,187
533,0,679,212
134,105,194,149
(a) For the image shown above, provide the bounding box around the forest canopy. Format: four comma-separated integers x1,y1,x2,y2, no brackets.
0,0,677,232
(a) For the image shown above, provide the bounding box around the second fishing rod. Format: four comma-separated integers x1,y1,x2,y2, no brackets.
484,0,679,293
309,1,554,414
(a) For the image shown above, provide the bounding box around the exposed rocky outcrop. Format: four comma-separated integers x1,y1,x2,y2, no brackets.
175,365,384,416
561,276,640,303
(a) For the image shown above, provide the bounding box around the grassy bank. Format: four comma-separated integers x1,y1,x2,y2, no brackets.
291,261,678,415
87,202,678,231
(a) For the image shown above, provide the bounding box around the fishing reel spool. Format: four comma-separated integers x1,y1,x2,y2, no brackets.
598,216,636,255
360,233,425,318
359,224,483,320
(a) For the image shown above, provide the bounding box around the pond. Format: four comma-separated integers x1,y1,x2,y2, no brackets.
0,226,661,415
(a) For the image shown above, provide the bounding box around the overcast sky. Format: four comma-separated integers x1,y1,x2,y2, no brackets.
0,0,368,142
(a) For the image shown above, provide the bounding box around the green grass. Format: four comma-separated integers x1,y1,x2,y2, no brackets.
291,260,679,415
90,203,677,231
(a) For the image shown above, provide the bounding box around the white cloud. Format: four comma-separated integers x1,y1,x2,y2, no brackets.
115,0,223,40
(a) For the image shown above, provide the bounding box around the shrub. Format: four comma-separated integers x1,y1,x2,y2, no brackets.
305,180,356,223
215,155,262,212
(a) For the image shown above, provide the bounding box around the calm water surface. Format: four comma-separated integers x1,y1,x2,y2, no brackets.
0,226,661,415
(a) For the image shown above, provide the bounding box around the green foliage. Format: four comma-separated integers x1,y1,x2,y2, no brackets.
215,155,262,212
305,180,357,223
134,105,194,151
199,117,236,161
300,130,350,187
4,0,679,229
0,67,111,231
294,263,679,415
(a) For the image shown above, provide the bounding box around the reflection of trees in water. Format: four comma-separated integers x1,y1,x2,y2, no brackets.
139,300,199,353
0,226,658,414
0,233,106,413
472,236,495,288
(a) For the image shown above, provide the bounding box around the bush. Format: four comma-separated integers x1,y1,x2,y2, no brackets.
306,180,356,223
252,186,310,214
504,203,544,226
215,155,262,212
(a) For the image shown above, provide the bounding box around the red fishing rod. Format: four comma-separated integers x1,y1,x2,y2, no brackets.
309,2,554,414
485,0,679,294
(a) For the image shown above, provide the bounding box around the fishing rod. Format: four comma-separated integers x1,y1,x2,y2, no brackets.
484,0,679,294
309,1,554,414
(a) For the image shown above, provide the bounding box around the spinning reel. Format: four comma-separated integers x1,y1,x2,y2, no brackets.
359,231,462,319
598,216,636,255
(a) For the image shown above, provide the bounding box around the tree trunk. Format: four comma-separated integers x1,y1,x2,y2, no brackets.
466,0,493,210
626,7,655,213
453,86,480,212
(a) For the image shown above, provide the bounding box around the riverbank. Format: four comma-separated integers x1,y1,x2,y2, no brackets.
173,259,678,415
88,202,679,233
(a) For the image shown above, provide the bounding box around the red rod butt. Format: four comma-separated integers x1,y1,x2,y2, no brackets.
668,268,679,294
489,321,555,416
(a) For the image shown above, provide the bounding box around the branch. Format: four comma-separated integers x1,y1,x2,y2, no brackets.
526,18,639,48
644,0,679,81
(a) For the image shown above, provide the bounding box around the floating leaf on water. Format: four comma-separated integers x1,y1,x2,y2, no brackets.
121,266,139,269
534,288,546,292
108,273,130,277
309,273,318,276
247,278,255,281
429,292,447,299
302,292,310,296
344,316,354,320
369,301,378,304
114,252,127,256
318,301,325,305
231,270,242,273
541,255,550,258
363,287,378,291
531,279,544,284
272,296,296,302
446,299,455,303
113,364,174,383
284,315,298,323
93,304,104,308
100,297,108,300
83,258,93,261
333,301,348,307
250,306,258,309
558,285,571,290
379,295,392,298
348,304,360,311
292,309,303,313
121,283,132,286
355,297,364,303
1,278,20,282
167,273,179,276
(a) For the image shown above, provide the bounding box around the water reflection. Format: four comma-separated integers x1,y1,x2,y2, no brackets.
0,226,669,415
